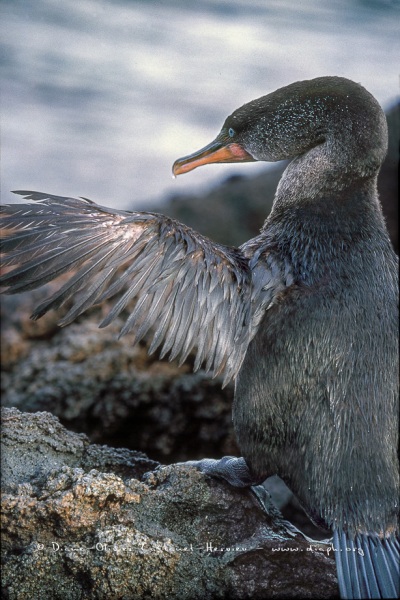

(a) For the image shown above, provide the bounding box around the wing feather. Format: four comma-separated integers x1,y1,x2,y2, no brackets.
1,192,266,383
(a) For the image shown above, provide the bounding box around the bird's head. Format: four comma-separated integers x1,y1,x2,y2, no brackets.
172,76,387,178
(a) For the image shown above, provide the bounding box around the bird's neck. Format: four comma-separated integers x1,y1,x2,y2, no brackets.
274,139,381,209
264,146,389,259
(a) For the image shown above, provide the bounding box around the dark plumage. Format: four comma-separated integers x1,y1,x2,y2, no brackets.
1,76,398,599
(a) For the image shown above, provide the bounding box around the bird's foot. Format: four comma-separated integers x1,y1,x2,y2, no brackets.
178,456,263,488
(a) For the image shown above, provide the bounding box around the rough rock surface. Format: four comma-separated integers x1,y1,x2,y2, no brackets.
1,408,338,599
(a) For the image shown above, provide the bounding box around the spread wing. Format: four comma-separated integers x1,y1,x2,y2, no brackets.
0,191,264,385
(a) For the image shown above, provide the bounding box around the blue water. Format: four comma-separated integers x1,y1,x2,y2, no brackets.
1,0,399,209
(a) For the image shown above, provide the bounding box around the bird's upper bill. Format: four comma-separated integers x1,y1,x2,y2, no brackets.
172,136,255,176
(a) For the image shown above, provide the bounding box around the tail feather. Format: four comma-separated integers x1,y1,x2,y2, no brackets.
333,529,399,599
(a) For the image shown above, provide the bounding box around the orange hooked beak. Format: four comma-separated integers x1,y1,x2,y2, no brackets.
172,136,255,176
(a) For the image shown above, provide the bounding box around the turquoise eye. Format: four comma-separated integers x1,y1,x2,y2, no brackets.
228,128,235,138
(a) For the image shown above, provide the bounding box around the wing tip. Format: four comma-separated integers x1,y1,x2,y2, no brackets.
11,190,37,198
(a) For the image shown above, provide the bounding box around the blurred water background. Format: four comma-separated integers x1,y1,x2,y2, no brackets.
1,0,399,209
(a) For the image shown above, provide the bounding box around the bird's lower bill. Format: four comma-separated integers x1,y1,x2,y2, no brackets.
173,140,255,176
